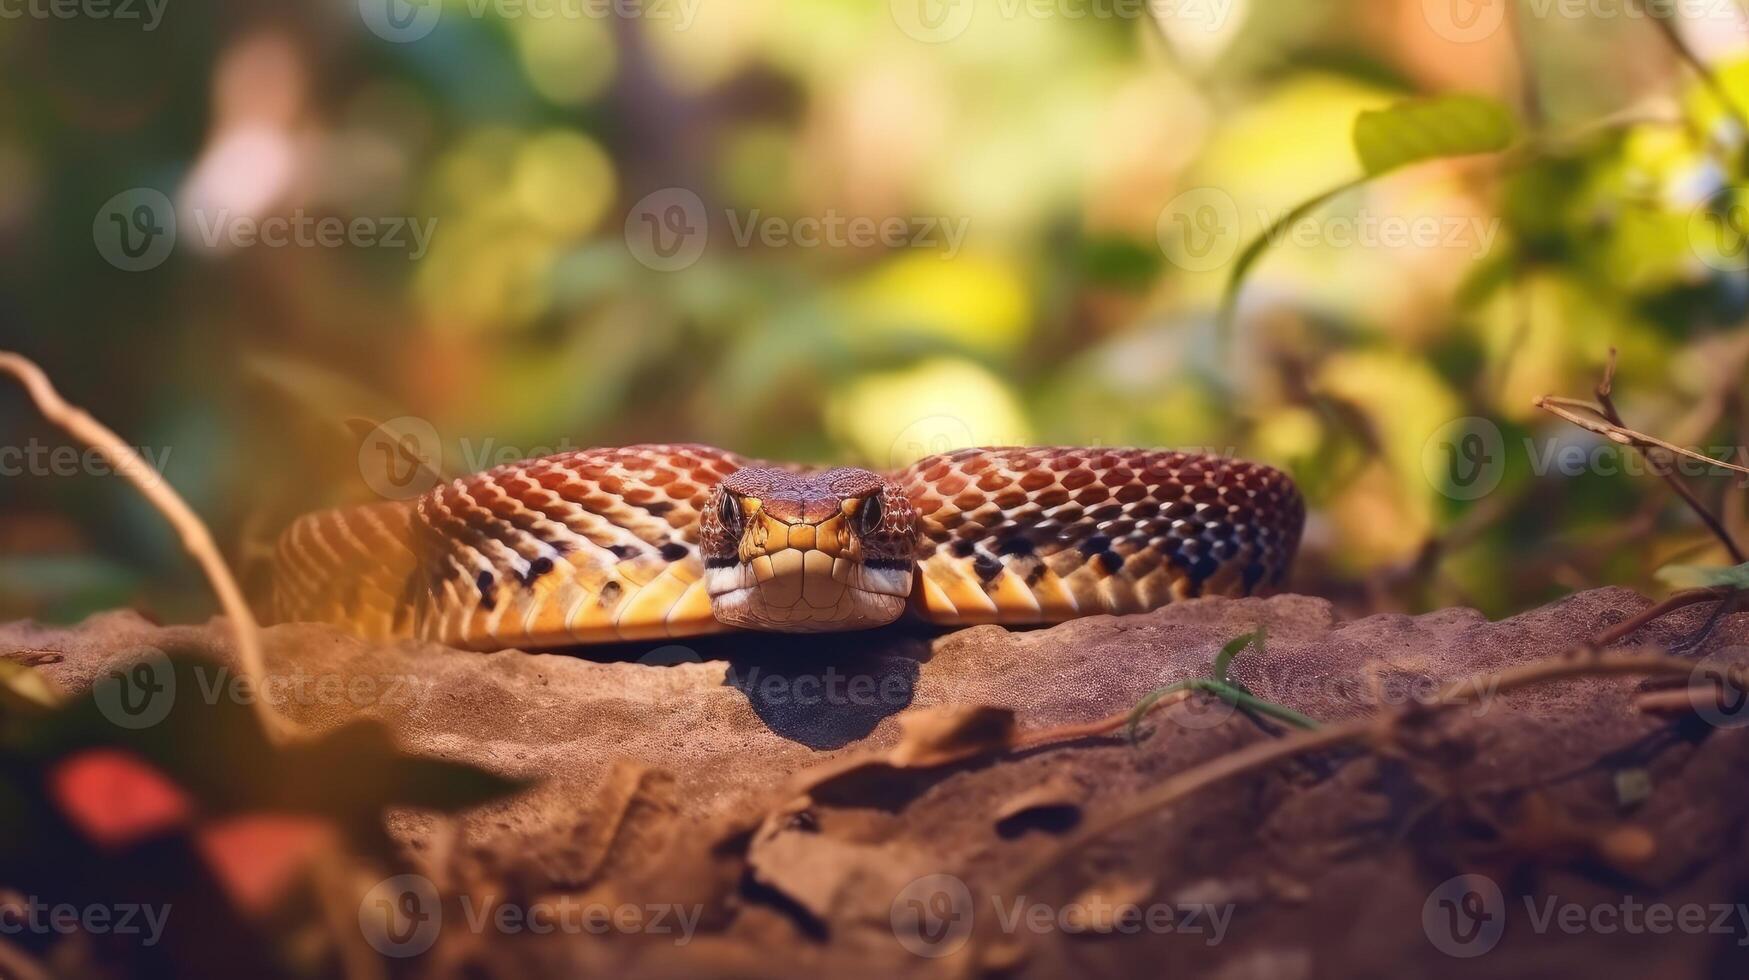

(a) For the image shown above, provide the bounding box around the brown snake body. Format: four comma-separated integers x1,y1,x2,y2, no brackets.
271,445,1303,649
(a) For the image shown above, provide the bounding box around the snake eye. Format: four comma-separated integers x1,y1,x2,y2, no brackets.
858,493,884,534
717,491,742,533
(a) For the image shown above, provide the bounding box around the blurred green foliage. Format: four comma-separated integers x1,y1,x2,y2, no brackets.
3,0,1749,623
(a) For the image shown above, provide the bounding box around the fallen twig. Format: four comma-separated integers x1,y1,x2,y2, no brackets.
0,352,291,741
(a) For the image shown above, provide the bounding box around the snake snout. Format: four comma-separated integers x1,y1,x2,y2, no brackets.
699,472,916,632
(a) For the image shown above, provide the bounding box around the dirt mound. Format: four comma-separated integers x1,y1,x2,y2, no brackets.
6,587,1748,977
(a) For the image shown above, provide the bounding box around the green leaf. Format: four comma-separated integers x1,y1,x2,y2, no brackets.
1127,627,1316,744
1655,561,1749,590
1352,94,1516,178
1125,680,1196,744
1217,683,1321,731
1219,95,1516,350
1213,627,1264,684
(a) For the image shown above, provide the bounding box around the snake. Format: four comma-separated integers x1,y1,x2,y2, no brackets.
270,445,1304,650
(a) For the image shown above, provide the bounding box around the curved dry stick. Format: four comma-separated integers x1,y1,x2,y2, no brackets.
1535,396,1749,479
0,351,290,741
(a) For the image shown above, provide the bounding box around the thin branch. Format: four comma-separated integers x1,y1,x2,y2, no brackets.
1590,349,1745,562
0,352,292,741
1535,397,1749,477
1585,586,1734,649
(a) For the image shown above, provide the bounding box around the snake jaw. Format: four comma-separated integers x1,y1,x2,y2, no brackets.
700,468,918,632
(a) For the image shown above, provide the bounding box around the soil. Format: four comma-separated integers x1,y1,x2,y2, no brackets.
6,586,1749,978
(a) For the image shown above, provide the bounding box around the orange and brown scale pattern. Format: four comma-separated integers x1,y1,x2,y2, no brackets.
895,447,1303,626
409,445,747,645
271,444,1303,649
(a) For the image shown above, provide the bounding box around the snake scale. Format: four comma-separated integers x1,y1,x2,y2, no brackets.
271,445,1304,649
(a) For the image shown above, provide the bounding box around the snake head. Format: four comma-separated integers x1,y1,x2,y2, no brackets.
699,466,917,631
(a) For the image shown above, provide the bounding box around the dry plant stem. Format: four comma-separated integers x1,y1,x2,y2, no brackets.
1536,396,1749,479
1592,349,1745,563
993,600,1738,929
1012,689,1195,749
1586,587,1733,649
1635,688,1706,713
0,352,291,742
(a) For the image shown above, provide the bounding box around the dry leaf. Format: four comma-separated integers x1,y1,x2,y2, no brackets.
889,705,1016,768
1062,875,1156,935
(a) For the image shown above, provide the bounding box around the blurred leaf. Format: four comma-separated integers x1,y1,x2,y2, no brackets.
1076,236,1161,289
1655,561,1749,590
277,718,531,816
46,747,193,849
0,661,60,717
194,813,335,915
1352,94,1515,178
25,652,532,847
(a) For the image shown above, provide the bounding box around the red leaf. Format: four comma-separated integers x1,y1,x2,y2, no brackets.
196,814,334,914
48,749,193,848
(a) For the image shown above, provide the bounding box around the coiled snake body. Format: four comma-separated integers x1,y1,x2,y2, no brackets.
271,445,1303,649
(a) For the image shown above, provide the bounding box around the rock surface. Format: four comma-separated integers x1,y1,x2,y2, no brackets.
5,587,1749,978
